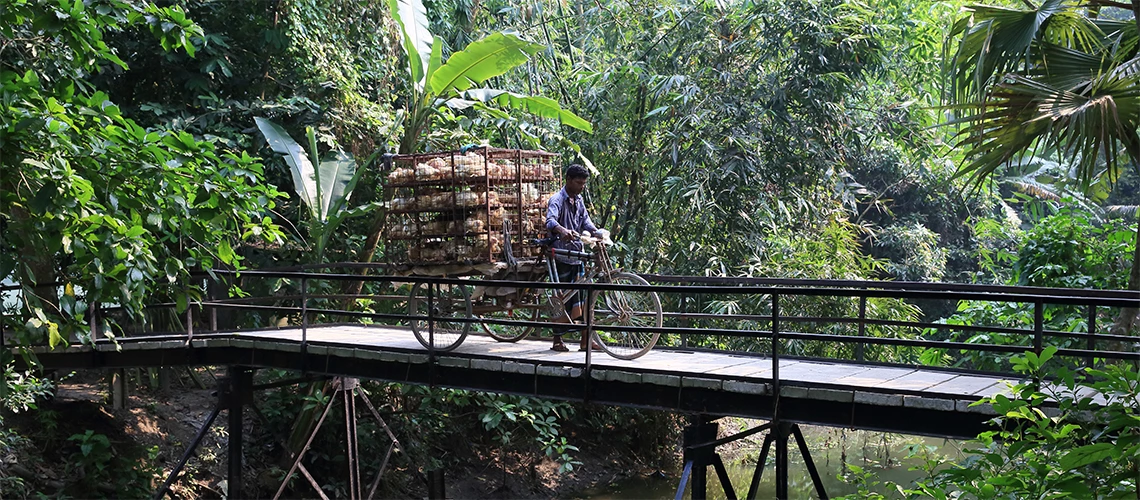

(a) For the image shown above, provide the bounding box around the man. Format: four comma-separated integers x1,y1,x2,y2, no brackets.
545,164,603,352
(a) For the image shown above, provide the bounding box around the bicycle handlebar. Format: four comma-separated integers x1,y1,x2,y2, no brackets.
530,236,594,260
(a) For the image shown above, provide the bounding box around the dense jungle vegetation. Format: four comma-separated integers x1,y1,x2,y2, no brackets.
2,0,1139,497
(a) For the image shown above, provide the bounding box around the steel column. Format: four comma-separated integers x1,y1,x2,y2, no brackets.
1086,304,1096,368
774,422,789,500
227,367,250,500
344,378,362,500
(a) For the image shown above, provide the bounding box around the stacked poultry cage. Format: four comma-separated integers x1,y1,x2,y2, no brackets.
384,147,560,268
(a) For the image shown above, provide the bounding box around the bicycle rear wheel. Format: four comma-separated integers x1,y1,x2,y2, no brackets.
409,281,472,351
478,267,556,342
590,272,662,359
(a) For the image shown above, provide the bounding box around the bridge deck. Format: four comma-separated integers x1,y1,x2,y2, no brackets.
30,324,1015,438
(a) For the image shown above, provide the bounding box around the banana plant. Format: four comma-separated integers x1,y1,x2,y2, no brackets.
353,0,595,268
387,0,592,154
254,116,380,262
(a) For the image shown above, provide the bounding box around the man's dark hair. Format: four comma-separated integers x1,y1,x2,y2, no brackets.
566,164,589,180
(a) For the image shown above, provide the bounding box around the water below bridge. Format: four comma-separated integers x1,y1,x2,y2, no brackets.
581,425,963,499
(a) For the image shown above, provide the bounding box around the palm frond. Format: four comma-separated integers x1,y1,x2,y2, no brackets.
951,69,1140,193
947,0,1075,104
1093,18,1139,62
1034,42,1112,91
1106,204,1140,219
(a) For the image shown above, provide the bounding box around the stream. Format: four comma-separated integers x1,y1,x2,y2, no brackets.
580,423,964,499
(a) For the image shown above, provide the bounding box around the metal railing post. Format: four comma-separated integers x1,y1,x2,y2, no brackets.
208,275,218,332
693,293,702,348
427,281,435,360
856,295,866,362
772,293,781,418
185,293,194,343
301,277,309,371
1033,300,1044,356
92,303,100,341
1086,305,1096,368
585,282,594,402
680,293,689,349
1033,300,1044,389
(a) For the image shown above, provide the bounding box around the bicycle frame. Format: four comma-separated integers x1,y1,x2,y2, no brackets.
539,236,614,321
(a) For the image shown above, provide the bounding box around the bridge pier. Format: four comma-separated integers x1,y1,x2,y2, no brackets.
153,366,251,500
676,416,827,500
677,415,737,500
151,370,404,499
269,376,405,500
226,366,251,499
108,368,128,410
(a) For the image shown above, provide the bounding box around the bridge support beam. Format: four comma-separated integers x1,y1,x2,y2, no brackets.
153,367,251,500
268,377,405,500
676,415,736,500
746,422,828,500
226,366,251,499
676,417,827,500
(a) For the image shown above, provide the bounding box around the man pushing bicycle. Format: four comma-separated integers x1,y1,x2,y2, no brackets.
545,164,605,352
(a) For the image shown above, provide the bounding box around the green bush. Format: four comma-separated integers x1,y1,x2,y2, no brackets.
845,348,1140,498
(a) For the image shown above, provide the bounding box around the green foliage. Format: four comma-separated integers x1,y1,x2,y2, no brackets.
1,364,53,415
945,0,1139,191
387,0,589,153
2,0,285,346
967,214,1022,284
928,207,1134,370
1014,207,1134,289
391,384,581,472
886,349,1140,498
254,117,381,262
479,395,581,473
874,222,947,282
49,428,163,498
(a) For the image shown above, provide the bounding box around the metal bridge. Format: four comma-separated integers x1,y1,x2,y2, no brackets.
5,268,1138,499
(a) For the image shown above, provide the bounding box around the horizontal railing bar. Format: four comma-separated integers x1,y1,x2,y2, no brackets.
17,274,1138,309
188,264,1139,301
100,299,1140,359
642,274,1140,300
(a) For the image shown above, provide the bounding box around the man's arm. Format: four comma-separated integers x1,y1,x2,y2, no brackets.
546,192,567,235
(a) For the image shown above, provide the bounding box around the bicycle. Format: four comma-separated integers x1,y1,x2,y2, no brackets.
475,229,664,360
407,225,663,360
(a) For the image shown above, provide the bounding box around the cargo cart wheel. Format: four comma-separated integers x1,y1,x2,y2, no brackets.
409,281,472,351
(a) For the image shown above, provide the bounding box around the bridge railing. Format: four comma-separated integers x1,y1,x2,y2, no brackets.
640,275,1138,374
6,266,1137,379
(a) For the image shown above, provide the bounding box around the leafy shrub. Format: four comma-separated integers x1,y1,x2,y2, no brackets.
841,348,1140,498
1014,207,1133,289
874,221,947,282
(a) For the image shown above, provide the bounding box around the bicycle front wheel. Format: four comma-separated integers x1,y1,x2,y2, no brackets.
409,281,472,351
590,272,662,359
